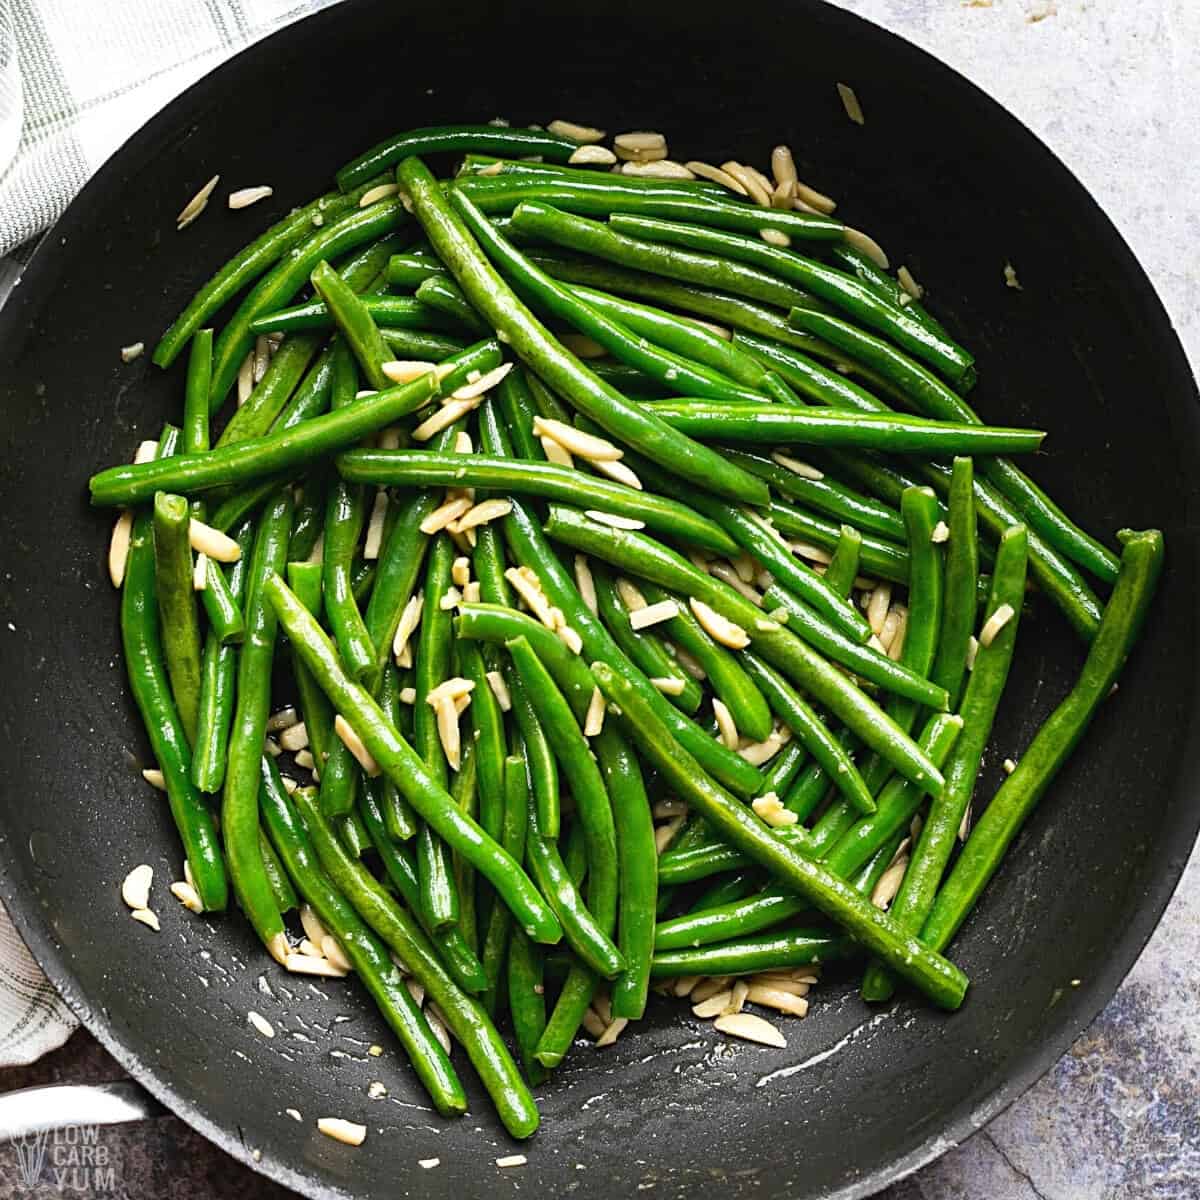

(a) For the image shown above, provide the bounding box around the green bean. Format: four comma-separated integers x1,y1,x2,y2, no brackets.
387,252,449,289
609,215,974,389
787,306,1120,585
861,524,1029,1002
459,154,731,193
506,200,819,312
853,828,909,897
291,785,539,1134
90,341,500,506
197,557,245,646
507,636,621,963
217,333,324,448
494,370,543,461
637,579,773,743
507,928,550,1086
523,777,622,980
336,449,738,554
357,780,486,992
374,664,418,840
474,405,764,796
248,294,449,335
413,535,459,929
183,329,213,456
415,275,490,335
404,173,766,506
931,458,979,710
742,654,875,814
472,520,512,611
923,530,1163,957
655,889,808,952
591,563,702,715
458,175,842,241
285,477,325,561
335,124,582,191
122,482,227,909
308,261,390,390
284,557,333,759
723,448,905,543
825,525,863,596
826,243,949,339
258,768,466,1116
266,572,562,942
504,666,560,841
338,808,372,858
822,712,964,880
459,639,507,843
689,869,763,913
222,489,293,957
208,201,408,409
257,826,298,912
477,756,528,1013
546,507,950,784
768,500,909,583
381,328,470,361
151,493,204,743
650,927,854,978
594,663,967,1009
640,399,1043,455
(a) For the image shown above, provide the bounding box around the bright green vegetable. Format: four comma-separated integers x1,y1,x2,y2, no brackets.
152,492,204,743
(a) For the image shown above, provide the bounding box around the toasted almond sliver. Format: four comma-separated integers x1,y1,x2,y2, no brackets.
629,599,679,631
569,144,617,165
189,520,242,563
286,953,349,978
434,695,462,771
317,1118,366,1146
721,162,771,207
650,675,686,696
142,767,166,790
505,566,556,628
451,362,513,401
300,903,329,947
451,556,471,587
540,435,574,467
177,174,220,229
334,715,381,777
381,359,438,384
533,416,623,462
872,859,909,909
170,880,203,913
615,578,647,611
108,511,134,587
130,908,161,931
837,82,866,125
456,498,513,531
745,984,809,1017
592,458,643,489
692,991,734,1019
359,183,399,207
672,974,702,998
685,161,748,195
714,1012,788,1048
614,130,666,152
228,186,273,210
622,159,694,180
412,396,484,442
419,496,472,535
595,1016,629,1047
392,593,423,660
761,228,791,248
712,698,739,750
690,598,749,649
122,864,154,910
979,603,1015,648
496,1154,528,1169
426,677,475,706
248,1010,276,1038
771,451,824,480
322,935,353,973
279,721,309,752
574,555,598,616
931,521,950,544
583,687,606,737
363,491,389,559
557,624,583,654
584,509,644,531
844,226,889,270
548,118,606,143
751,791,798,828
485,670,512,712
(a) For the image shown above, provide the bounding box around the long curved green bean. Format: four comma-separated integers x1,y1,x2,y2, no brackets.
90,341,501,507
197,556,244,646
478,755,528,1013
922,529,1163,954
862,523,1029,1002
265,573,562,943
310,260,392,390
507,927,549,1086
402,170,766,506
152,492,204,743
545,507,950,785
337,449,738,554
768,500,909,583
638,579,773,743
222,489,294,959
122,485,227,910
217,332,323,449
153,181,384,368
641,399,1043,455
655,889,809,952
258,766,467,1117
650,927,854,978
249,294,455,336
825,525,863,596
182,329,213,456
930,458,979,710
609,214,974,389
507,669,560,842
374,664,417,840
593,662,967,1009
459,639,507,843
457,175,842,242
336,124,582,191
507,636,621,964
591,562,702,715
787,306,1120,585
414,275,490,335
473,403,764,796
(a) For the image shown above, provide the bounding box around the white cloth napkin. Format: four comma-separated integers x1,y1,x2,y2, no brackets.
0,0,336,1067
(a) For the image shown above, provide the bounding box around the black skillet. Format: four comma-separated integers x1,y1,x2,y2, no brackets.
0,0,1196,1196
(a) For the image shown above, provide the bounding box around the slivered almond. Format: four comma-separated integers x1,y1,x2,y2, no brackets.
689,599,749,649
505,566,556,628
584,510,644,530
533,416,623,461
177,174,220,229
455,498,512,531
381,360,438,384
189,520,242,562
317,1118,366,1146
685,161,748,195
712,698,739,750
426,677,475,705
434,695,462,770
771,451,824,479
574,556,598,615
584,687,606,737
650,676,686,696
746,985,809,1016
363,491,388,559
714,1012,788,1047
592,458,642,489
485,670,512,711
142,767,166,790
548,119,606,143
359,183,399,206
451,362,513,400
279,721,309,752
540,435,574,467
334,716,380,777
228,186,273,210
286,953,349,978
629,599,678,631
170,880,203,913
568,145,617,165
979,603,1015,647
391,593,423,661
412,396,483,441
419,496,471,534
121,865,153,910
108,511,134,586
752,791,798,828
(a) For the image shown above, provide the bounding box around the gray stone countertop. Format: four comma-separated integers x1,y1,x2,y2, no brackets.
1,2,1197,1198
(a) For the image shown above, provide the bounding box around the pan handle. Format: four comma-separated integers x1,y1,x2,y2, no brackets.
0,1081,165,1140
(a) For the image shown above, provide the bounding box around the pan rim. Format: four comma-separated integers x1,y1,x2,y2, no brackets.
0,0,1196,1196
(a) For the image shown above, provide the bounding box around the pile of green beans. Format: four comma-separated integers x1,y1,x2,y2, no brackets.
92,122,1163,1141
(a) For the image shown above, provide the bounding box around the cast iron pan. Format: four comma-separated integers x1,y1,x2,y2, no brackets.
0,1,1196,1196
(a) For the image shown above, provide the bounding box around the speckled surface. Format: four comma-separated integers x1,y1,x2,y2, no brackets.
1,2,1197,1197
